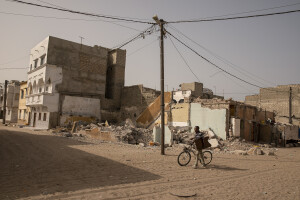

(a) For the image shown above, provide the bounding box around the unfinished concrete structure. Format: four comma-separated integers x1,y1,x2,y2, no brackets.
120,84,160,121
245,85,300,126
0,81,21,123
26,36,126,129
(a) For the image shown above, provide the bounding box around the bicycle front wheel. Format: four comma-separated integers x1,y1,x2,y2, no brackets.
200,151,213,165
177,151,191,166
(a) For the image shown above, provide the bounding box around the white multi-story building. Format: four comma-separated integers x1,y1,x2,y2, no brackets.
26,36,126,129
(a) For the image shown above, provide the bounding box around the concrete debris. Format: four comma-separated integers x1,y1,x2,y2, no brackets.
52,119,153,146
217,138,277,156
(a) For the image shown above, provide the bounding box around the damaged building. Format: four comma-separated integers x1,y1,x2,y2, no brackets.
26,36,126,129
120,84,160,121
245,84,300,126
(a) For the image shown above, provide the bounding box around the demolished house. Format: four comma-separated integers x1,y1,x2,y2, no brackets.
136,83,278,145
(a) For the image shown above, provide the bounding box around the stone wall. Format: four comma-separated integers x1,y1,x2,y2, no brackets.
245,85,300,125
60,95,101,126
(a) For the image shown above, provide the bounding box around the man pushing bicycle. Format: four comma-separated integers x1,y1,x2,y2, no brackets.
191,126,206,169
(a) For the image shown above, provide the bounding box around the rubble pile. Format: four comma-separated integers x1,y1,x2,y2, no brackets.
61,119,153,146
216,138,277,156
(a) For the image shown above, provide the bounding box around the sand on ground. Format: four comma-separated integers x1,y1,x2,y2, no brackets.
0,125,299,200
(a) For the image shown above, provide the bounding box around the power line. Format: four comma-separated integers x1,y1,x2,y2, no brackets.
0,56,28,66
183,2,300,21
166,30,262,89
0,11,142,32
168,9,300,23
168,25,276,87
128,38,158,57
111,25,157,49
0,67,27,70
168,35,201,82
35,0,150,22
8,0,153,24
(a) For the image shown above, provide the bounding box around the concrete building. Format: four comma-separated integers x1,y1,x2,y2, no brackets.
26,36,126,129
120,84,160,121
18,81,30,125
245,84,300,126
0,81,20,123
173,82,223,103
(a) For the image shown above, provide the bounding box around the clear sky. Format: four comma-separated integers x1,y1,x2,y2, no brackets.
0,0,299,101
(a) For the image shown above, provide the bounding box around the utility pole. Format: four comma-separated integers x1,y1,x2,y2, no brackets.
153,15,165,155
289,87,292,124
2,80,8,124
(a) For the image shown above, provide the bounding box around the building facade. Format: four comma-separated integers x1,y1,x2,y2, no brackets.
245,85,300,126
18,81,30,125
26,36,126,129
1,81,20,123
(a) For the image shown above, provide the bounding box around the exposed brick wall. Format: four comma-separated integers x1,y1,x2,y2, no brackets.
245,85,300,125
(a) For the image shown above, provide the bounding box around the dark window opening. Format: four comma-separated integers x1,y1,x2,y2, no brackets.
38,113,41,120
43,113,47,121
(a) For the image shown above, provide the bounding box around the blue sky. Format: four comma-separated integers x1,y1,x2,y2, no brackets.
0,0,300,100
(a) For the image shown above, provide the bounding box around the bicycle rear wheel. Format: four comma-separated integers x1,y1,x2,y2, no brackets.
177,151,191,166
200,151,213,165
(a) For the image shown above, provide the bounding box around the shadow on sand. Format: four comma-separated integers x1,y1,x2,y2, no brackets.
0,129,161,199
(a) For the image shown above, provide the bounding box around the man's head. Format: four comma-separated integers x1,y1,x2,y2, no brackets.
194,126,199,132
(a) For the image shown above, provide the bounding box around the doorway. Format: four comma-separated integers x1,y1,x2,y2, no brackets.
33,113,37,127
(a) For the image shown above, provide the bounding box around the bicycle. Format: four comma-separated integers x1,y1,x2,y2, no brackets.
177,141,213,166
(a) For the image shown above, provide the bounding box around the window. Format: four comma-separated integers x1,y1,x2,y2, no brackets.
43,113,47,121
34,59,38,68
30,64,32,71
38,113,41,120
8,110,10,115
45,86,48,92
40,55,46,65
39,87,42,93
19,110,22,119
20,90,24,99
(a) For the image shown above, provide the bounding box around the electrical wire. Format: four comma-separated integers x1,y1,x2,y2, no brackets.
7,0,154,24
0,56,28,66
166,30,262,89
35,0,151,22
0,11,142,32
127,38,158,57
111,24,157,49
182,2,300,21
0,67,28,70
167,9,300,23
168,25,276,86
168,35,201,82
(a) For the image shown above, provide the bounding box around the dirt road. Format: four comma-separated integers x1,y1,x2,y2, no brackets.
0,125,299,200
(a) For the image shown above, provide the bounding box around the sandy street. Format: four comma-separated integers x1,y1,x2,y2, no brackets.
0,125,299,200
